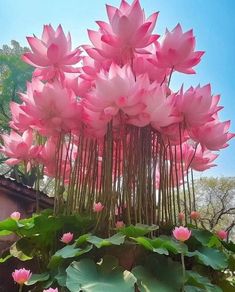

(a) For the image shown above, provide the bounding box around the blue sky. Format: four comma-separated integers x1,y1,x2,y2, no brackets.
0,0,235,177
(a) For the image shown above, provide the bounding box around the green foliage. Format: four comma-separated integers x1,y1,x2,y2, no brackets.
0,212,234,291
66,256,136,292
0,41,33,132
118,223,158,237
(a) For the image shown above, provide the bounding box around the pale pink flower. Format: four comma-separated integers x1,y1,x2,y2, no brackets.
190,211,200,221
10,212,21,221
177,84,222,128
216,230,228,241
115,221,125,228
60,232,74,244
190,119,235,151
43,288,58,292
176,142,218,172
178,212,185,222
93,202,104,212
22,24,81,80
173,226,191,242
12,268,32,285
9,101,34,132
157,24,204,74
0,129,40,167
128,84,181,128
19,79,82,136
86,0,158,64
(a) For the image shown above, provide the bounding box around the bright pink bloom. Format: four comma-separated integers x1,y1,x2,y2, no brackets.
22,24,81,80
43,288,58,292
177,84,222,128
19,79,82,136
63,73,91,97
60,232,74,244
216,230,228,241
10,212,21,221
128,84,181,128
157,24,204,74
93,202,104,212
86,0,159,64
115,221,125,228
178,212,185,222
190,211,200,220
12,268,32,285
190,119,235,151
10,101,34,132
186,144,218,171
173,226,191,242
0,129,40,167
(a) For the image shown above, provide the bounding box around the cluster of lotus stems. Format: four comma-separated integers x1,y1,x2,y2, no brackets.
1,0,234,232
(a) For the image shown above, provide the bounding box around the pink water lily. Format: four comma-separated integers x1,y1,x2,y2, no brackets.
0,129,40,167
190,211,200,221
12,268,32,285
93,202,104,212
157,24,204,74
60,232,74,244
86,0,158,64
19,79,81,136
10,212,21,221
22,24,81,80
216,230,228,240
43,288,58,292
177,84,222,128
173,226,191,242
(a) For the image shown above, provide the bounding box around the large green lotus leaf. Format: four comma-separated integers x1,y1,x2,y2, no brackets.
192,229,221,248
10,242,32,261
0,218,18,232
54,243,92,259
87,233,125,248
75,233,91,247
132,235,187,255
185,270,222,292
184,286,205,292
26,273,50,285
132,265,175,292
66,256,136,292
119,224,158,237
187,247,228,270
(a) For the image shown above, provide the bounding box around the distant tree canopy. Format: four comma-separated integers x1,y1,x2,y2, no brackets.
195,177,235,237
0,40,33,132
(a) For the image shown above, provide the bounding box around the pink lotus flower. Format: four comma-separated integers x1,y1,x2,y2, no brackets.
10,212,21,221
93,202,104,212
190,119,235,151
43,288,58,292
12,268,32,285
173,226,191,242
22,24,81,80
216,230,228,241
178,212,185,222
190,211,200,221
177,84,222,128
157,24,204,74
0,129,40,167
19,79,82,136
60,232,74,244
115,221,125,228
128,84,181,128
86,0,159,64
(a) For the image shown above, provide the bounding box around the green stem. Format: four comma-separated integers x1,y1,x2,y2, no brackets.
181,251,185,291
19,284,23,292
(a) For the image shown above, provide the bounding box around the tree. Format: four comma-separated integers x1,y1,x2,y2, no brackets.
195,177,235,239
0,40,33,133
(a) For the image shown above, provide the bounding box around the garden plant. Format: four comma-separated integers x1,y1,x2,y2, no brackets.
0,0,234,291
